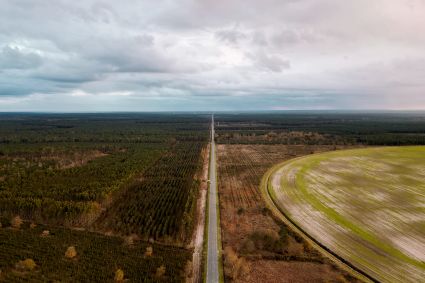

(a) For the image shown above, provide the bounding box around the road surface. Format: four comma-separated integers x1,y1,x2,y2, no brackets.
206,115,220,283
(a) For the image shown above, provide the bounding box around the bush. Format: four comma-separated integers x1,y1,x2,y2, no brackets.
145,246,153,257
65,246,77,259
15,259,36,271
124,236,134,246
223,247,249,279
155,265,166,278
11,216,23,229
261,207,270,216
278,225,288,242
114,269,124,281
249,229,284,252
240,239,255,254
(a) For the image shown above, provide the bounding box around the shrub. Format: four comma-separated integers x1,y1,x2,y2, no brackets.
15,259,36,271
184,260,193,279
11,216,23,229
292,231,303,243
124,236,134,246
114,269,124,281
240,239,255,254
145,246,153,257
65,246,77,259
261,207,270,216
249,229,285,252
303,241,314,253
223,247,249,279
155,265,166,278
278,225,289,242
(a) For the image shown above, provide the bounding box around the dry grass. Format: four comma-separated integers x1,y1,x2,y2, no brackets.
240,260,347,283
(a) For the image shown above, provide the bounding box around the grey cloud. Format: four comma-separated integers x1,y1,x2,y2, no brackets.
271,28,325,47
251,32,268,46
248,51,291,72
215,28,247,44
0,45,43,69
0,0,424,110
85,35,175,73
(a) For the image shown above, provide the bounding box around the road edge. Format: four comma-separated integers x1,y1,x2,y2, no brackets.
205,115,224,283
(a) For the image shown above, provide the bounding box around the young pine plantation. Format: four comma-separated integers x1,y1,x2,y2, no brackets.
0,113,209,282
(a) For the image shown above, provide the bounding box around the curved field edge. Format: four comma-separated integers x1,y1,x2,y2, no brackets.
291,147,425,268
260,156,375,283
264,146,425,283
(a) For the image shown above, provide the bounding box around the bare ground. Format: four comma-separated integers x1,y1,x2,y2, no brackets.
187,145,210,283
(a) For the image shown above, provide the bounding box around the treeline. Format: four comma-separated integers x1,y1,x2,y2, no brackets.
0,113,210,144
215,112,425,145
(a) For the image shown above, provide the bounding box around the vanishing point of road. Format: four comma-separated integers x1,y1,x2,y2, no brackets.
206,114,221,283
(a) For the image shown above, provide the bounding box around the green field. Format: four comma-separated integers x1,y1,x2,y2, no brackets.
268,146,425,283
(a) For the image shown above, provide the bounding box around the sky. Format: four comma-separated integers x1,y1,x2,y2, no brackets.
0,0,425,112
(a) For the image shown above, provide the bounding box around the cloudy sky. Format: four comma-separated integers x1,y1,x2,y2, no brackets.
1,0,425,111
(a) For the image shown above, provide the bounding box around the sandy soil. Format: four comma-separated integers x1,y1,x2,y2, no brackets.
188,145,209,283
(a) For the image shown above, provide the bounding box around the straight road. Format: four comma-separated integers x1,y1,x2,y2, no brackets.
206,114,220,283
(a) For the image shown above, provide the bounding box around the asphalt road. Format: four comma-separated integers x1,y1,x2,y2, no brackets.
206,115,220,283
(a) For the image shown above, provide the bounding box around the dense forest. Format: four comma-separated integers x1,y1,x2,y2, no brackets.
215,112,425,145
